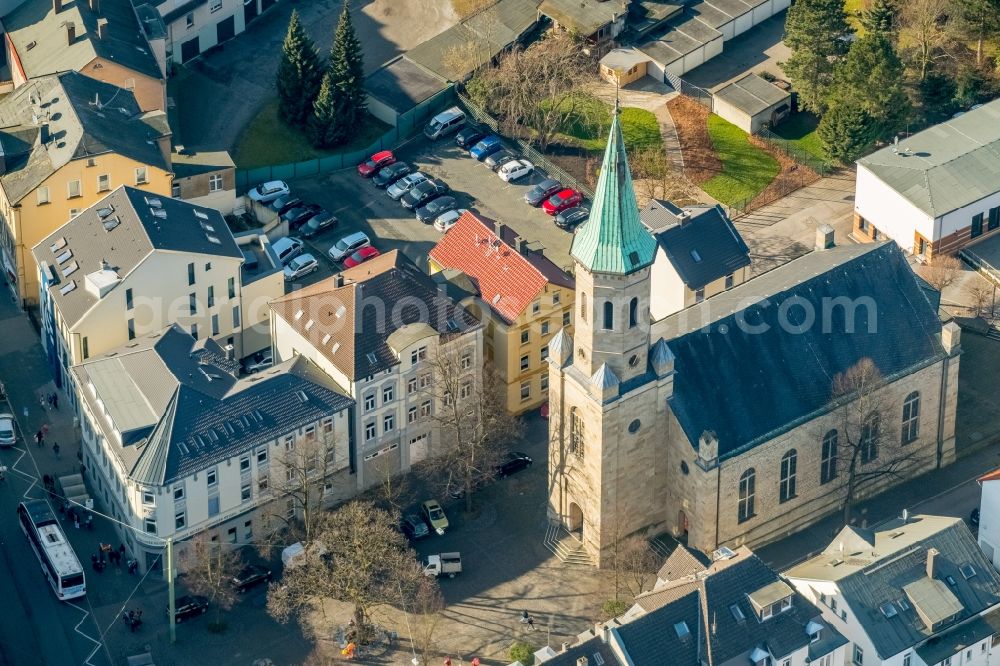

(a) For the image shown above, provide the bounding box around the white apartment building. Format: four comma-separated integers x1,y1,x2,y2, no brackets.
270,250,483,490
33,185,283,400
786,515,1000,666
72,324,354,573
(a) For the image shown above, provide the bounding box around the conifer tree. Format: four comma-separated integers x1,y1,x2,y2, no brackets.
817,103,880,163
276,10,322,126
830,32,908,133
782,0,853,113
307,72,343,148
860,0,896,35
328,0,367,131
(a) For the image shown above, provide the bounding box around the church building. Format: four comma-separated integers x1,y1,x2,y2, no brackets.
546,107,963,566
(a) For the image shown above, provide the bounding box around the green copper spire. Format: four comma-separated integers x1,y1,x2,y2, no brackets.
570,103,657,275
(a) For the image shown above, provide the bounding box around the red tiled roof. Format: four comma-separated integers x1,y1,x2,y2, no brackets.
429,211,573,324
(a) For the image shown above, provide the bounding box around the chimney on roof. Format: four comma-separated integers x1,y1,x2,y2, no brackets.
576,658,589,666
89,0,100,12
97,18,109,40
65,21,76,45
224,344,234,361
494,222,506,243
927,547,939,579
561,642,569,653
53,0,62,13
517,237,529,256
595,621,609,643
334,274,344,288
941,321,962,356
815,224,835,251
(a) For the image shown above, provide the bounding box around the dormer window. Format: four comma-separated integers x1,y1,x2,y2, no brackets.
747,580,795,621
806,619,824,643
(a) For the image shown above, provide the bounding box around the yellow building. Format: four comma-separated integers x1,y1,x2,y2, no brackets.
429,211,575,414
0,72,172,307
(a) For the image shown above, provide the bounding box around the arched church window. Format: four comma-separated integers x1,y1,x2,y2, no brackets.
603,301,613,330
629,297,638,328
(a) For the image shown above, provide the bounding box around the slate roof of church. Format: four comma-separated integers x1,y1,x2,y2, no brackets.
571,107,658,276
653,241,945,460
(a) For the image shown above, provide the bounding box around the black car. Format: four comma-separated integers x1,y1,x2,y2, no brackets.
555,206,590,230
455,126,486,149
168,595,209,622
232,564,272,593
402,179,450,210
281,204,322,229
400,513,430,539
484,150,517,171
372,162,412,188
496,452,533,478
300,209,338,238
524,178,563,207
416,196,458,223
270,195,302,215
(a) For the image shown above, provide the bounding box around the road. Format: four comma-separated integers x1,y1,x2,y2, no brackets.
0,292,108,666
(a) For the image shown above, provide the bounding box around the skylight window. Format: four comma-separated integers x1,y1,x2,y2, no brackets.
730,604,745,621
96,206,114,219
206,235,221,245
673,622,689,638
880,602,898,618
690,249,702,263
56,249,72,264
58,280,76,295
194,209,209,220
321,334,331,345
961,564,977,579
62,261,79,277
946,575,957,586
50,237,67,253
294,310,304,320
898,598,911,611
145,197,162,207
296,390,309,403
103,216,121,232
335,305,347,318
366,352,378,364
332,342,341,354
151,209,167,219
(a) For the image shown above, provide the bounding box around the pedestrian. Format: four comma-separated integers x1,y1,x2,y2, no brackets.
128,559,138,574
86,515,93,530
527,616,535,631
43,473,52,489
52,393,58,410
46,393,53,408
58,501,66,516
39,395,46,411
34,430,43,447
118,543,126,558
52,442,60,459
74,515,80,529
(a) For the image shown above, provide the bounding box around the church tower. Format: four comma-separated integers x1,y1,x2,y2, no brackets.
547,104,674,567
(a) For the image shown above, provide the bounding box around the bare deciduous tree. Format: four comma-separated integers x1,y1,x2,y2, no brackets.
267,501,421,642
968,283,996,318
426,346,522,512
409,576,445,665
181,533,242,625
899,0,951,80
920,255,964,291
828,358,927,527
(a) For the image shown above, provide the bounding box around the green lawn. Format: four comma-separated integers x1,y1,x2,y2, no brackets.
844,0,864,35
701,114,781,206
771,112,826,162
233,99,391,169
548,94,662,153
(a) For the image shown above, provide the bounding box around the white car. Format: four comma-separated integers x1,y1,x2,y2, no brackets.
283,253,319,281
497,160,534,183
329,231,371,262
434,209,468,233
387,173,428,201
0,413,16,447
247,180,290,203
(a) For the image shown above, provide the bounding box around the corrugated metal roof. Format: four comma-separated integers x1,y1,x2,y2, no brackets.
714,73,790,117
858,99,1000,217
571,110,658,275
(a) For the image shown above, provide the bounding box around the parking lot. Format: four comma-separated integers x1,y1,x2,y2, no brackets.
275,132,581,292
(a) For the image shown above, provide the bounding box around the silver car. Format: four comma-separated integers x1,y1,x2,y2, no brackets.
0,413,16,447
387,172,428,201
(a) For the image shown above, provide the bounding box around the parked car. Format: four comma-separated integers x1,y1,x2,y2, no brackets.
387,172,429,200
497,451,533,478
542,188,583,215
400,514,430,540
424,107,466,140
555,206,590,230
470,135,503,161
372,162,412,188
329,231,372,262
416,196,458,223
232,564,272,593
283,253,319,281
433,208,468,233
248,180,290,203
281,204,322,229
524,178,562,207
357,150,395,177
270,236,304,265
402,179,450,210
169,595,209,622
498,159,534,182
270,195,302,215
422,500,450,535
243,349,273,374
299,210,338,238
0,412,16,447
484,150,517,171
343,246,381,268
455,125,486,149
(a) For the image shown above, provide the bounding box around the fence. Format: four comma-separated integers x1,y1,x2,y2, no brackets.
235,86,457,192
754,126,831,176
456,92,596,199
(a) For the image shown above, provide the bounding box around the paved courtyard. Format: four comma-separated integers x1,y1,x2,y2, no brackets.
682,12,791,92
172,0,458,151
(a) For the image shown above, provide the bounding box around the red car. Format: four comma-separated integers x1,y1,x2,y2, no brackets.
542,189,583,215
357,151,395,177
343,246,381,268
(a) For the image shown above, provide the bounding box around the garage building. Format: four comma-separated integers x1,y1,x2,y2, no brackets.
711,73,790,133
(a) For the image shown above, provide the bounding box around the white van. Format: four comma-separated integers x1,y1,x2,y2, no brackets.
271,236,304,265
424,107,466,140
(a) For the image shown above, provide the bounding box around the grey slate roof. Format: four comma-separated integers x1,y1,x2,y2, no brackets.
0,72,170,204
857,98,1000,218
620,548,846,665
539,0,623,35
71,324,354,485
714,73,790,117
32,186,242,328
365,56,448,114
539,636,622,666
641,201,751,290
637,9,723,67
652,241,945,460
3,0,162,81
787,515,1000,660
656,543,711,582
